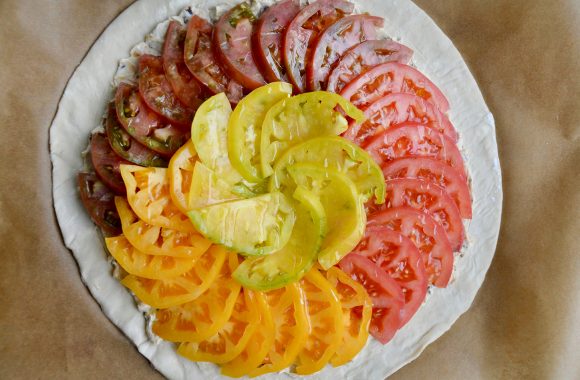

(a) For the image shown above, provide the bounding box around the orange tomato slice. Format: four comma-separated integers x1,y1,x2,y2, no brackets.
153,252,241,342
105,235,195,280
168,140,197,213
121,244,227,308
325,267,372,366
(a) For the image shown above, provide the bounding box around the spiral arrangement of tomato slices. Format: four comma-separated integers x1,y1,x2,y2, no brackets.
78,0,472,376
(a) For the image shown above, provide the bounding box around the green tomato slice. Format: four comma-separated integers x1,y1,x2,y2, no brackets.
233,186,327,291
288,162,366,270
188,161,240,209
228,82,293,182
269,136,385,204
187,192,296,256
260,91,365,178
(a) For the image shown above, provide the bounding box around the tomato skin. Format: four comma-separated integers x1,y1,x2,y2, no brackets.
253,0,301,83
382,157,472,219
327,39,414,93
90,132,129,195
307,14,384,91
283,0,354,92
340,62,450,113
78,172,122,236
339,254,404,344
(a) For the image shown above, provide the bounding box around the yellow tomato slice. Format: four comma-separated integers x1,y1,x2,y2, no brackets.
105,235,195,280
153,252,241,342
295,268,344,375
325,267,372,367
168,140,197,213
220,291,274,377
119,164,195,233
249,283,310,377
121,244,227,309
115,197,211,259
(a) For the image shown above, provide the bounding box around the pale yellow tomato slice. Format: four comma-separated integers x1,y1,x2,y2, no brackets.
153,252,241,342
119,165,195,233
188,161,240,209
168,140,197,213
121,244,227,309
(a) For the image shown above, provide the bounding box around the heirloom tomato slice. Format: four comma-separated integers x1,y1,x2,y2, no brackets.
260,91,364,177
325,267,372,366
228,82,293,183
119,165,195,233
168,140,198,213
90,132,129,195
188,161,240,209
105,235,196,280
153,251,241,342
122,244,226,309
78,172,122,236
295,269,344,375
249,283,309,376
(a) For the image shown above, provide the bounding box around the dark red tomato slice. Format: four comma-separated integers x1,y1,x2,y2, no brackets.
382,157,472,219
340,62,450,113
104,103,168,168
368,206,454,287
351,227,427,327
326,39,413,93
307,14,383,91
253,0,301,83
370,178,465,251
365,123,466,177
90,132,129,195
283,0,354,92
162,20,206,109
339,254,404,344
183,15,244,103
78,172,122,236
214,3,266,90
138,54,194,127
115,83,189,156
344,93,457,146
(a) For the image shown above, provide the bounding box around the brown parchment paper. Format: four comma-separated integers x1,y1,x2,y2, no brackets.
0,0,578,379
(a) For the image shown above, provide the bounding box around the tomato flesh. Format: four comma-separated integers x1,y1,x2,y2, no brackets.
90,132,129,195
78,172,122,236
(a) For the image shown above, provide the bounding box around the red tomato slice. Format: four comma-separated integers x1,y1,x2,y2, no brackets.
307,14,383,91
138,54,194,127
90,132,129,195
382,157,472,219
344,93,457,146
340,62,450,113
162,20,206,109
78,172,122,236
253,0,301,83
214,3,266,90
351,227,427,327
115,83,189,156
326,39,413,93
283,0,354,92
365,123,466,177
183,15,244,103
339,254,404,344
368,206,454,287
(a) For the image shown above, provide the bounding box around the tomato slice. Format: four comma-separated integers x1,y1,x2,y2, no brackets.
382,157,472,219
283,0,354,92
324,267,372,366
122,244,226,309
350,227,427,327
115,83,189,156
368,206,454,287
184,15,244,103
338,254,404,344
307,14,383,91
340,62,450,113
78,172,122,236
344,93,457,146
214,3,265,90
253,0,301,83
365,123,466,177
168,140,197,213
295,269,344,375
90,132,129,195
162,20,206,109
326,39,414,93
138,54,194,127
